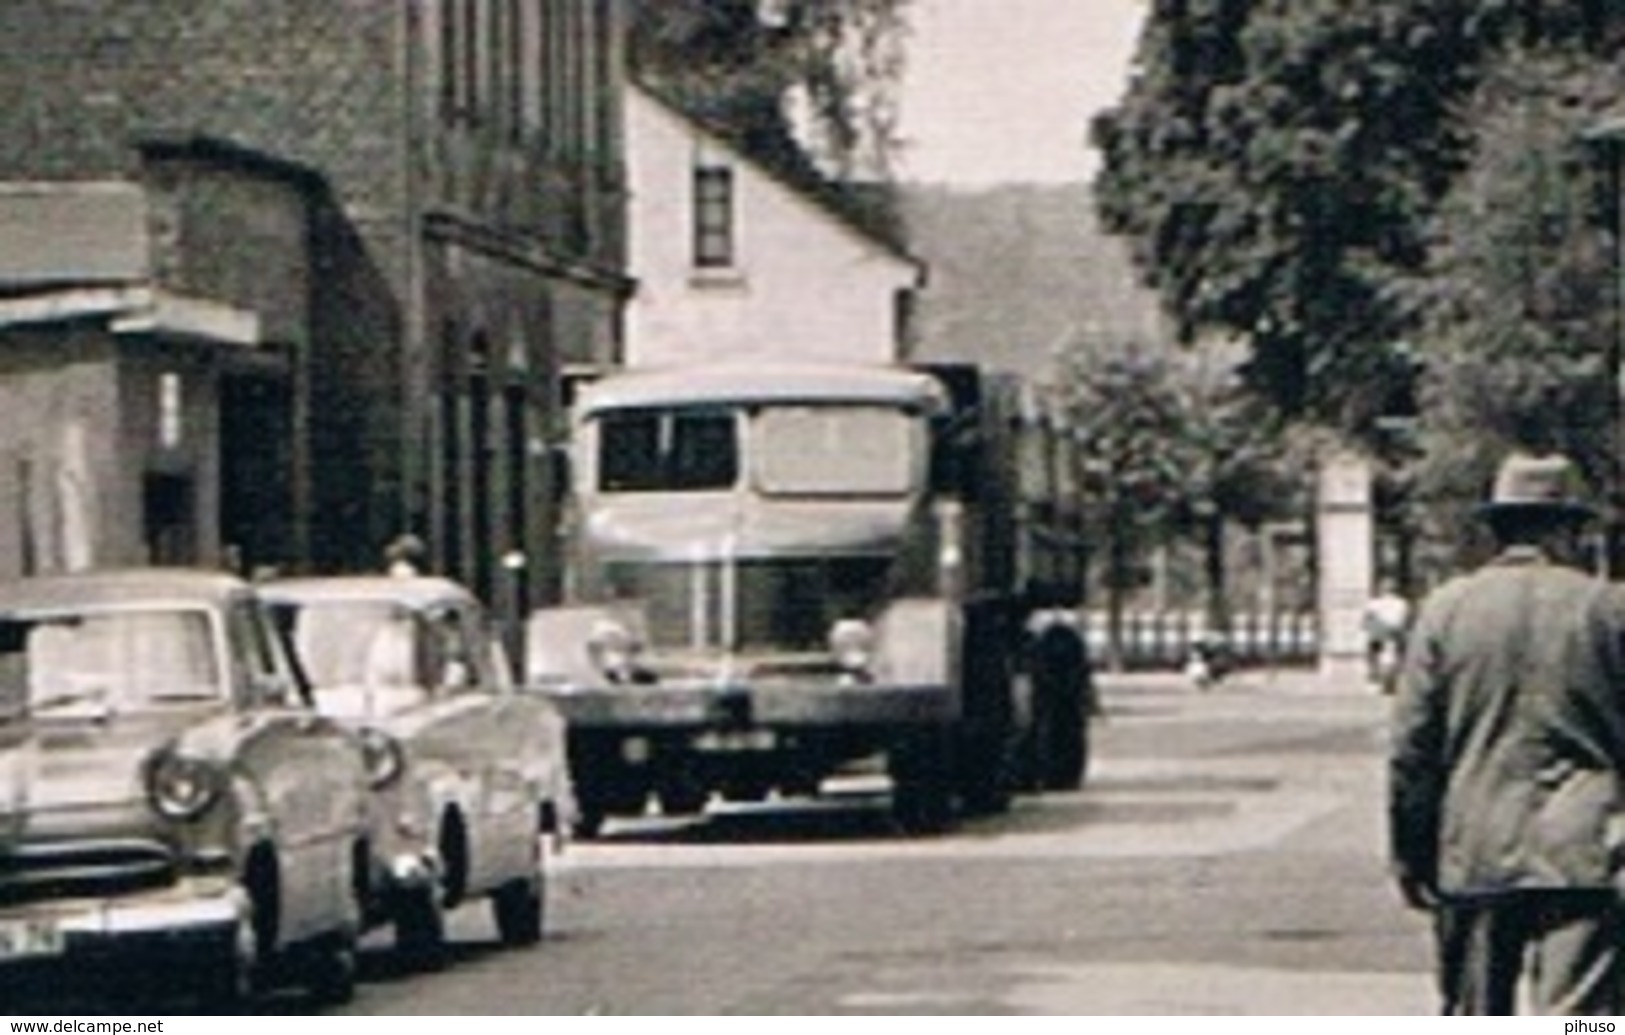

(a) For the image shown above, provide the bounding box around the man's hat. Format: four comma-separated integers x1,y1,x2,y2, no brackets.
1476,452,1597,520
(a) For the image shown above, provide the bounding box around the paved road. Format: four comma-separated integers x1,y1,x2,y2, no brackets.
9,668,1440,1015
335,668,1439,1015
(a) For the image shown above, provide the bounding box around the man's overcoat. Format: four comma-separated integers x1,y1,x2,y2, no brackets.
1390,547,1625,895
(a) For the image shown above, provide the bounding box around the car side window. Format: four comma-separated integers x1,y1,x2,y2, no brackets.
425,607,481,693
229,598,296,707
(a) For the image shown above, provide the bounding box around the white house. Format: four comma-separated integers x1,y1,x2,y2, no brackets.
624,84,924,368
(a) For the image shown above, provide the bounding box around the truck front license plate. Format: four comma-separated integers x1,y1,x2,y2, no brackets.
693,731,776,753
0,917,64,961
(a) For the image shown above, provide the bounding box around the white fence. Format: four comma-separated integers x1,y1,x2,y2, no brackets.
1082,609,1320,671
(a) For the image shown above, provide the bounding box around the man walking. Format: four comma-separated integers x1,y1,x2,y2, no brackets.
1390,451,1625,1014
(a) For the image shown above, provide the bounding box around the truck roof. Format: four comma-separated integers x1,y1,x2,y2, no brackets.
574,363,948,418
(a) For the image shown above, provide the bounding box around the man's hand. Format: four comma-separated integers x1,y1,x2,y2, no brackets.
1397,871,1438,911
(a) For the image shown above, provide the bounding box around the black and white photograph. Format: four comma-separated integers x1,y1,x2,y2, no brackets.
2,0,1624,1019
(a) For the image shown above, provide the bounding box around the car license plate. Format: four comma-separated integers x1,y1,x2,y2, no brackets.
0,917,64,961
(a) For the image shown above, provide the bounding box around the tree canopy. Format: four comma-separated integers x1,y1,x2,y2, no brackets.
626,0,909,182
1093,0,1625,436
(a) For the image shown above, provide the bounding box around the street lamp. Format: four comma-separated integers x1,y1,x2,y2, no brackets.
1580,114,1625,578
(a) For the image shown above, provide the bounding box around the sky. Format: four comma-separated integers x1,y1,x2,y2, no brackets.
894,0,1147,186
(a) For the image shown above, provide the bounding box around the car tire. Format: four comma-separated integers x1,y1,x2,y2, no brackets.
491,842,545,947
304,928,358,1007
194,919,258,1012
394,886,448,972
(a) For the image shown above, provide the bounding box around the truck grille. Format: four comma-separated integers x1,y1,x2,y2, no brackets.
606,557,891,652
0,839,178,907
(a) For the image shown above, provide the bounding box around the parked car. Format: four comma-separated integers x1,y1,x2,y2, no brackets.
261,575,572,969
0,569,379,1008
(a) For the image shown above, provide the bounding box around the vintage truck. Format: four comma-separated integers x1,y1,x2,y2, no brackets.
525,361,1092,835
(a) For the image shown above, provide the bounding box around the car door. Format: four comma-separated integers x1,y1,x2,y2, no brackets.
229,597,364,944
420,603,532,890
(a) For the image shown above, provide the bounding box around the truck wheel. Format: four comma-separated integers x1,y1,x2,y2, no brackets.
956,610,1015,816
888,729,954,835
655,756,709,816
1031,627,1090,790
574,802,607,839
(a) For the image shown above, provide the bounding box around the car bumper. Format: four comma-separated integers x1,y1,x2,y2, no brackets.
541,679,957,729
0,880,247,971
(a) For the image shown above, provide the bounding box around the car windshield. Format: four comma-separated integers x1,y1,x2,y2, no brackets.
596,408,738,493
0,608,221,714
753,405,917,497
275,601,417,688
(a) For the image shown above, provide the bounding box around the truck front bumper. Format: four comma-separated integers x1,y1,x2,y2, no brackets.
542,679,957,730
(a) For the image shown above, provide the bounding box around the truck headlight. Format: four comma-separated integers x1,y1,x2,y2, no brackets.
144,749,223,821
588,618,641,682
829,618,875,675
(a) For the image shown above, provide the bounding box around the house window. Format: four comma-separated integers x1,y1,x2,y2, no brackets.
693,166,735,269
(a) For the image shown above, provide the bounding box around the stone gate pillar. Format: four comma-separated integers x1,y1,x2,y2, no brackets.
1317,452,1373,687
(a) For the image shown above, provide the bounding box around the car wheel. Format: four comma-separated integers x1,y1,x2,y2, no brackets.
304,929,358,1007
491,842,544,947
194,918,258,1012
394,886,447,972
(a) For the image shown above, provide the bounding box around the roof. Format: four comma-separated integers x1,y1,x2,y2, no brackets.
0,568,250,613
574,362,948,417
631,81,920,268
259,576,480,611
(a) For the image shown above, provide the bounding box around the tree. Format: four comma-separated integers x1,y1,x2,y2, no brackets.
1059,333,1296,665
1402,47,1625,574
1092,0,1625,434
626,0,910,183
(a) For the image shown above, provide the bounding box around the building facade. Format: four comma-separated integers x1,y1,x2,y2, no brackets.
0,0,629,614
624,84,921,368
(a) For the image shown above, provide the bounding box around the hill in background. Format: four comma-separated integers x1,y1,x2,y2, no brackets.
900,183,1165,381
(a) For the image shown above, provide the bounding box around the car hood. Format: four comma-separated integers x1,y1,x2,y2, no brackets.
0,711,206,838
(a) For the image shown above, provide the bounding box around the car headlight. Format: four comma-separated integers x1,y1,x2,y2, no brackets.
144,750,224,821
587,618,641,682
359,726,405,790
828,618,875,675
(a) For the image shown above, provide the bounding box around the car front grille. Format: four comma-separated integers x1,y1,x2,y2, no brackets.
0,839,178,908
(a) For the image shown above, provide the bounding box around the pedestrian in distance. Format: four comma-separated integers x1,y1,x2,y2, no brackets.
1389,451,1625,1015
1364,577,1411,694
383,533,427,578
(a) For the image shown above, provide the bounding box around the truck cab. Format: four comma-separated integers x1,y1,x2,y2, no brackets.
527,361,1091,834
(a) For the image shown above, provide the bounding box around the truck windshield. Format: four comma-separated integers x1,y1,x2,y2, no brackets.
0,608,222,714
753,405,917,497
597,408,739,493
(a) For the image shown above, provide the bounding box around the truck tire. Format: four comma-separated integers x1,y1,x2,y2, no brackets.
1031,623,1090,790
888,728,954,835
955,609,1015,816
568,731,644,836
655,754,709,816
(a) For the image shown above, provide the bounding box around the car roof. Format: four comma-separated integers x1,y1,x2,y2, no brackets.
259,575,480,611
574,363,947,418
0,568,250,613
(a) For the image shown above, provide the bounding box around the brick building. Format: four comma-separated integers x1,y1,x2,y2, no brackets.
0,0,629,616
